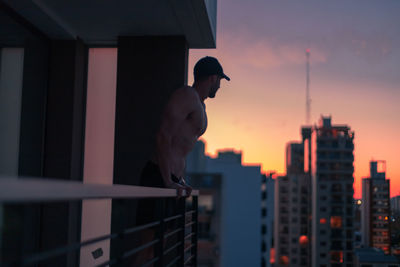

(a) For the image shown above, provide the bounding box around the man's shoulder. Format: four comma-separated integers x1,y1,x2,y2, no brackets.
171,86,198,101
175,85,195,94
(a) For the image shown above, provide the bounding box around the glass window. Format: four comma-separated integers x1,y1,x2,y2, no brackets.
330,216,342,228
330,251,343,263
81,48,118,266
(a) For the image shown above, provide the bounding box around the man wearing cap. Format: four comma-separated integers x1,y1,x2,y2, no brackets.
138,56,230,197
134,56,229,265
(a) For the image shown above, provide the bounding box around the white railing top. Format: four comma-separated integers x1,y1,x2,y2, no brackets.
0,177,198,203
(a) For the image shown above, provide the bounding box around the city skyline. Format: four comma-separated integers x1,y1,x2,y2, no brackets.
188,0,400,198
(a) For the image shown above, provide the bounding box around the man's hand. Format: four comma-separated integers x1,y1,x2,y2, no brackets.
165,178,192,198
178,177,192,197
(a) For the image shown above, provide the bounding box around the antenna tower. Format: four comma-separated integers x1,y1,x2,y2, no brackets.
306,49,311,124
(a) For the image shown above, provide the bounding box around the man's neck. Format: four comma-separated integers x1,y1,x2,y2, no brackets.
193,82,208,102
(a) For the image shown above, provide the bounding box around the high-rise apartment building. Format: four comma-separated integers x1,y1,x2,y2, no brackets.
275,116,355,266
308,116,355,266
361,160,391,254
275,134,312,266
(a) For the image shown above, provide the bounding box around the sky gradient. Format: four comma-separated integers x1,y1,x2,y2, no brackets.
188,0,400,198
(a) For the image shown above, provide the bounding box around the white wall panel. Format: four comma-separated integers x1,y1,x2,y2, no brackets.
80,48,117,266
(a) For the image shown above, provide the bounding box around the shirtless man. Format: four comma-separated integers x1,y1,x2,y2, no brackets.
139,56,230,195
156,56,230,194
134,56,229,265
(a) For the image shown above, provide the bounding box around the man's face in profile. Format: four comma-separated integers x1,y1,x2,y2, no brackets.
208,76,222,98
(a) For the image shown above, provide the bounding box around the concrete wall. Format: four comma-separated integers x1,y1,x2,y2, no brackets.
80,48,117,266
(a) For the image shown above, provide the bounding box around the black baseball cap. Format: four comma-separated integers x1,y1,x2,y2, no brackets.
194,56,230,82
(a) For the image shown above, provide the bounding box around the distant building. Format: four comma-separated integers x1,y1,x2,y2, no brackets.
286,142,304,174
275,133,312,266
186,141,271,267
307,116,355,266
361,161,391,254
355,247,399,267
391,196,400,217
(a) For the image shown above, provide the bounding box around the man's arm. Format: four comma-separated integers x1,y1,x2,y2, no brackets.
156,87,198,192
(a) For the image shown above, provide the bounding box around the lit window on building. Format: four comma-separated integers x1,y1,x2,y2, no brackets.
330,216,342,228
330,251,343,263
279,255,289,266
299,235,308,246
320,218,327,224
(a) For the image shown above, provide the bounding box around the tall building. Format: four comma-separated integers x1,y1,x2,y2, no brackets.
274,134,312,266
361,160,391,254
186,141,272,267
308,116,355,266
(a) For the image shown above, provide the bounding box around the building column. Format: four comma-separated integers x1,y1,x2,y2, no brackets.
40,39,87,267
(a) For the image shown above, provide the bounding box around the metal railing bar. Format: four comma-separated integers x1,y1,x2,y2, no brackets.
96,253,160,267
185,210,196,216
184,232,195,240
139,257,159,267
1,177,200,267
122,239,159,259
21,221,161,265
22,231,120,265
124,221,160,234
184,254,195,265
0,177,198,202
185,221,195,228
165,255,181,267
164,228,182,239
164,213,182,222
163,241,182,256
184,243,195,254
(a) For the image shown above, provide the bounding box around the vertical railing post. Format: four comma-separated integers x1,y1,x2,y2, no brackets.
155,198,165,267
192,195,198,267
178,198,186,266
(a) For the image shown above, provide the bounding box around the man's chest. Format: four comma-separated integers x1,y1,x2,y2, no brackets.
187,103,207,134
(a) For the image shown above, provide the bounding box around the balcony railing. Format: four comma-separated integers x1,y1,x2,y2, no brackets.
0,177,199,266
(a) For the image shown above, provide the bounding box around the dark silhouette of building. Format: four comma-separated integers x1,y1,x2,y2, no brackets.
362,160,391,254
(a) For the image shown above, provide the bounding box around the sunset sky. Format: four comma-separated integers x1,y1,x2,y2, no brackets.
188,0,400,198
